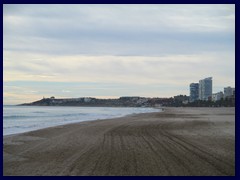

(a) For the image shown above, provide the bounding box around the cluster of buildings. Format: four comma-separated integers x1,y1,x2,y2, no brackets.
27,78,234,107
189,77,235,102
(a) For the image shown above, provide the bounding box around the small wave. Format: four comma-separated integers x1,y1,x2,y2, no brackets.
61,113,87,117
3,115,32,119
4,124,39,129
33,111,46,114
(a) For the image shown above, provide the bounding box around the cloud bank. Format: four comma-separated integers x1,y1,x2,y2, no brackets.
3,4,235,104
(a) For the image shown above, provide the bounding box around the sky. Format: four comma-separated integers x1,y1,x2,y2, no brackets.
3,4,235,105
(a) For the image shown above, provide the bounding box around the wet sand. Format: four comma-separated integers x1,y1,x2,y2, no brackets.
3,107,235,176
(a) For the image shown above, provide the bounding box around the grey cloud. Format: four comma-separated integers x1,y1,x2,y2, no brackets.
4,4,234,56
4,30,234,56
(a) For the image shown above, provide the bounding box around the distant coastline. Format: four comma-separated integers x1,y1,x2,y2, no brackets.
19,96,162,107
19,95,235,107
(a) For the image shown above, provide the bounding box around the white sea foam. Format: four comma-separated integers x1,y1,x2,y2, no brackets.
3,105,161,136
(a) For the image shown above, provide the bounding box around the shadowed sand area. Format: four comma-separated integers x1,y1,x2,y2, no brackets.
3,107,235,176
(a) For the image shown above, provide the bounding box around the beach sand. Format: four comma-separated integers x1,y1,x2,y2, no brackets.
3,107,235,176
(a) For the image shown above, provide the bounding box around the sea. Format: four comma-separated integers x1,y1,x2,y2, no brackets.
3,105,161,136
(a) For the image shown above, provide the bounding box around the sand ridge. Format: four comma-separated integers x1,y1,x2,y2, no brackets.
3,107,235,176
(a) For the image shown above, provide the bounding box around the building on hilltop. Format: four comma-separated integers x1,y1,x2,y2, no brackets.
199,77,212,101
189,83,199,102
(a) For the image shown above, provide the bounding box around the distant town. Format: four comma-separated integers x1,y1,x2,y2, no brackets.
188,77,235,107
20,77,235,107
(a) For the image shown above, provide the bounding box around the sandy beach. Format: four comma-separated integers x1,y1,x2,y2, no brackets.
3,107,235,176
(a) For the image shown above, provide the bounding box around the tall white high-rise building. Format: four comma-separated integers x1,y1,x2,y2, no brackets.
224,86,235,99
199,77,212,101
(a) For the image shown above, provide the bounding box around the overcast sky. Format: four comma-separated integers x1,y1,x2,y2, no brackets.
3,4,235,104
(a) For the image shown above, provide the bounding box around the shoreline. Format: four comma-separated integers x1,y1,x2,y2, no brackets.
3,110,161,138
3,106,161,137
4,107,235,176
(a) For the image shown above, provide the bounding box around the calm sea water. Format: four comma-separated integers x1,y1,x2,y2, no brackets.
3,105,161,136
